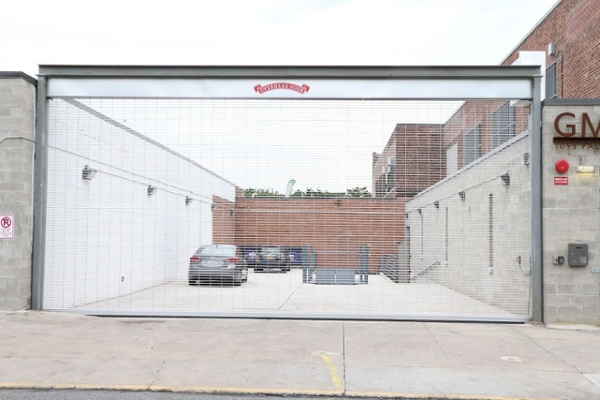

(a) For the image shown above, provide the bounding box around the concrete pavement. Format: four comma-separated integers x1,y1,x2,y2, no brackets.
1,311,599,400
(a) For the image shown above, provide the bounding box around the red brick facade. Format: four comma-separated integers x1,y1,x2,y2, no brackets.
502,0,600,98
373,124,445,197
212,195,236,244
454,0,600,163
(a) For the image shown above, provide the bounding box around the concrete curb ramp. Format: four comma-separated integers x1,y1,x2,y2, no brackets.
0,384,562,400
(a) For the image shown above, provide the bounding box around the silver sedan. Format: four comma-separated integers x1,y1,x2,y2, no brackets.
188,244,248,286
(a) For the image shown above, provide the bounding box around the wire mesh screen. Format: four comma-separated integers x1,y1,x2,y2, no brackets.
43,96,532,321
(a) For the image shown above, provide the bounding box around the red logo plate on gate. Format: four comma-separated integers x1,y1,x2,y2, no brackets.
254,82,310,95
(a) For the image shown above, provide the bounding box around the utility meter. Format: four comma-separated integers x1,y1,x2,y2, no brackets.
568,243,588,267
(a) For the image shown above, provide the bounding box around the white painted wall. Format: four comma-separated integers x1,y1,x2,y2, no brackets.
43,99,237,309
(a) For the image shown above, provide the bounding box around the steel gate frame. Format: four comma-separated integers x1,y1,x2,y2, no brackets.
32,65,543,321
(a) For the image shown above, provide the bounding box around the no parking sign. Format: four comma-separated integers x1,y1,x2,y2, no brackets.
1,215,14,239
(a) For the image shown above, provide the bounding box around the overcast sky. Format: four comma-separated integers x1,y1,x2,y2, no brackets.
3,0,558,77
2,0,559,193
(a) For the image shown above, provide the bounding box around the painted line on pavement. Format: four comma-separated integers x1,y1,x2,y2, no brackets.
320,352,344,392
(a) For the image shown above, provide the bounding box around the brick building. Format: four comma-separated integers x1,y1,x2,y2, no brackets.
372,124,445,198
374,0,600,195
374,0,600,324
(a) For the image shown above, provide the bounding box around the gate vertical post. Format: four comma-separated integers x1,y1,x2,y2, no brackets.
358,246,363,283
302,246,308,283
531,75,543,323
363,246,369,284
31,76,49,310
358,245,369,284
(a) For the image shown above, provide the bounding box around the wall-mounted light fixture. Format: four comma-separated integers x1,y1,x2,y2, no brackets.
548,42,557,57
147,185,156,196
211,204,217,211
433,201,439,209
576,165,595,173
417,208,422,215
185,196,192,205
82,165,97,180
500,172,510,186
459,191,466,201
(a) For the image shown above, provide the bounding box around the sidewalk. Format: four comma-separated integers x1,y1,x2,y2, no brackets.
1,311,599,400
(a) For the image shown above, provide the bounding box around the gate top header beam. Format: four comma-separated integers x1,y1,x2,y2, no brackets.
38,65,541,100
38,65,541,79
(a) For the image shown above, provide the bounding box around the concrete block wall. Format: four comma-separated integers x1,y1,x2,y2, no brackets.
542,102,600,325
0,74,36,310
405,134,532,316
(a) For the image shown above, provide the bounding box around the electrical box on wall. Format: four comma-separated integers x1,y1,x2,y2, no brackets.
568,243,588,267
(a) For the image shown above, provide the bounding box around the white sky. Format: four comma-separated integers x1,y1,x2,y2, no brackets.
2,0,559,193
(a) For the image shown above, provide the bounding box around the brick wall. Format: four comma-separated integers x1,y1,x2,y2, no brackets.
438,0,600,181
394,124,445,196
372,136,396,197
373,124,445,197
502,0,600,99
0,74,36,310
212,195,236,244
234,197,405,272
444,100,530,170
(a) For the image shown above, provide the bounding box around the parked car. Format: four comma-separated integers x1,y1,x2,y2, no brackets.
188,244,248,286
248,245,291,272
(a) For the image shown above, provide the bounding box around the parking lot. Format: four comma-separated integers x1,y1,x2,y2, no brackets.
77,269,520,320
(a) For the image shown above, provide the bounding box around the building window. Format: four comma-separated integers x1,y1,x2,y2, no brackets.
546,62,558,99
491,102,515,148
463,125,481,165
446,144,458,176
488,194,494,272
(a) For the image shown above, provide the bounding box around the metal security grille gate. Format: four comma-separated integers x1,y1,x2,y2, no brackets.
32,66,542,322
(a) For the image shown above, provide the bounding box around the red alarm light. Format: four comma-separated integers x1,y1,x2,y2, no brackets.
555,159,569,174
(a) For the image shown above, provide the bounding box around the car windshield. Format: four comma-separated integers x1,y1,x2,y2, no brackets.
199,245,236,257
